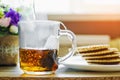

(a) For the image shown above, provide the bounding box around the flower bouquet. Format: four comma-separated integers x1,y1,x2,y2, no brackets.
0,4,21,66
0,4,20,35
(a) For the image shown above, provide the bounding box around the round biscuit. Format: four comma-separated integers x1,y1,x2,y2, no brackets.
86,58,120,63
84,52,120,60
81,48,119,56
77,45,110,53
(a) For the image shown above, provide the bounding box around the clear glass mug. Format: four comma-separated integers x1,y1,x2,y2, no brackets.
18,20,76,74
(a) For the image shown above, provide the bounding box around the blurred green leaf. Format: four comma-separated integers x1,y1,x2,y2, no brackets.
0,8,4,18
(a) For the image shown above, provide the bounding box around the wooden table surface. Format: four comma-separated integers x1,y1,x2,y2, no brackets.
1,65,120,80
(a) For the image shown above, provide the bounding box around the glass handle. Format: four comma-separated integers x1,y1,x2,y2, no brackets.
58,29,76,63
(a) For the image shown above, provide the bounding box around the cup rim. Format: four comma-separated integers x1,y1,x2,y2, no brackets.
19,20,61,24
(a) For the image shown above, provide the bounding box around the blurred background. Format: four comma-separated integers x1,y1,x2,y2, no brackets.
34,0,120,53
2,0,120,54
2,0,120,38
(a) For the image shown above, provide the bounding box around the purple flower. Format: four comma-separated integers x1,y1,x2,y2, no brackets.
5,8,21,26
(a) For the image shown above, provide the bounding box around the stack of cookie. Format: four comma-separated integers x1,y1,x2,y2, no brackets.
77,45,120,64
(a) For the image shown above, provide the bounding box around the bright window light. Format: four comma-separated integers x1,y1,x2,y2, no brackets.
1,0,120,14
34,0,120,14
34,0,71,14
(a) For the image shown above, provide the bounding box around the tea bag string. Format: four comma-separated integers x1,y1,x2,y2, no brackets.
60,22,67,30
32,0,36,20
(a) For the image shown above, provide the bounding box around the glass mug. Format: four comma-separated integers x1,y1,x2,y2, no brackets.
18,20,76,74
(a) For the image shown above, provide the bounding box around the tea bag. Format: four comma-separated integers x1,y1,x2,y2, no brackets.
44,35,58,49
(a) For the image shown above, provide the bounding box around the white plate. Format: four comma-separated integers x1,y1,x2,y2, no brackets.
60,56,120,71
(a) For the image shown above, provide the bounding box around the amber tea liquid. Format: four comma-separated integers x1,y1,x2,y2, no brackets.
19,48,58,74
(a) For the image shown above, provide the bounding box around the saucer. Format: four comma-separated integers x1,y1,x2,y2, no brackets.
60,56,120,71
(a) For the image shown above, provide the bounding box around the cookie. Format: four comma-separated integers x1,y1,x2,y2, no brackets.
77,45,120,65
86,58,120,64
84,52,120,60
77,45,110,53
81,48,119,56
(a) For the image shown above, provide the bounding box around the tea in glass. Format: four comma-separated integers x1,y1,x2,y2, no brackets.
20,48,58,74
18,20,76,74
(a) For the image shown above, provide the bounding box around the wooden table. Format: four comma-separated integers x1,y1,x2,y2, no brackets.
1,65,120,80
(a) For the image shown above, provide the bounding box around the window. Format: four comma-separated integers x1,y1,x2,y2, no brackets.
34,0,120,14
34,0,71,14
1,0,120,14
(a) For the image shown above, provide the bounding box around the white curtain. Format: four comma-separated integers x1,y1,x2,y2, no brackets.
1,0,120,14
34,0,71,14
34,0,120,14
